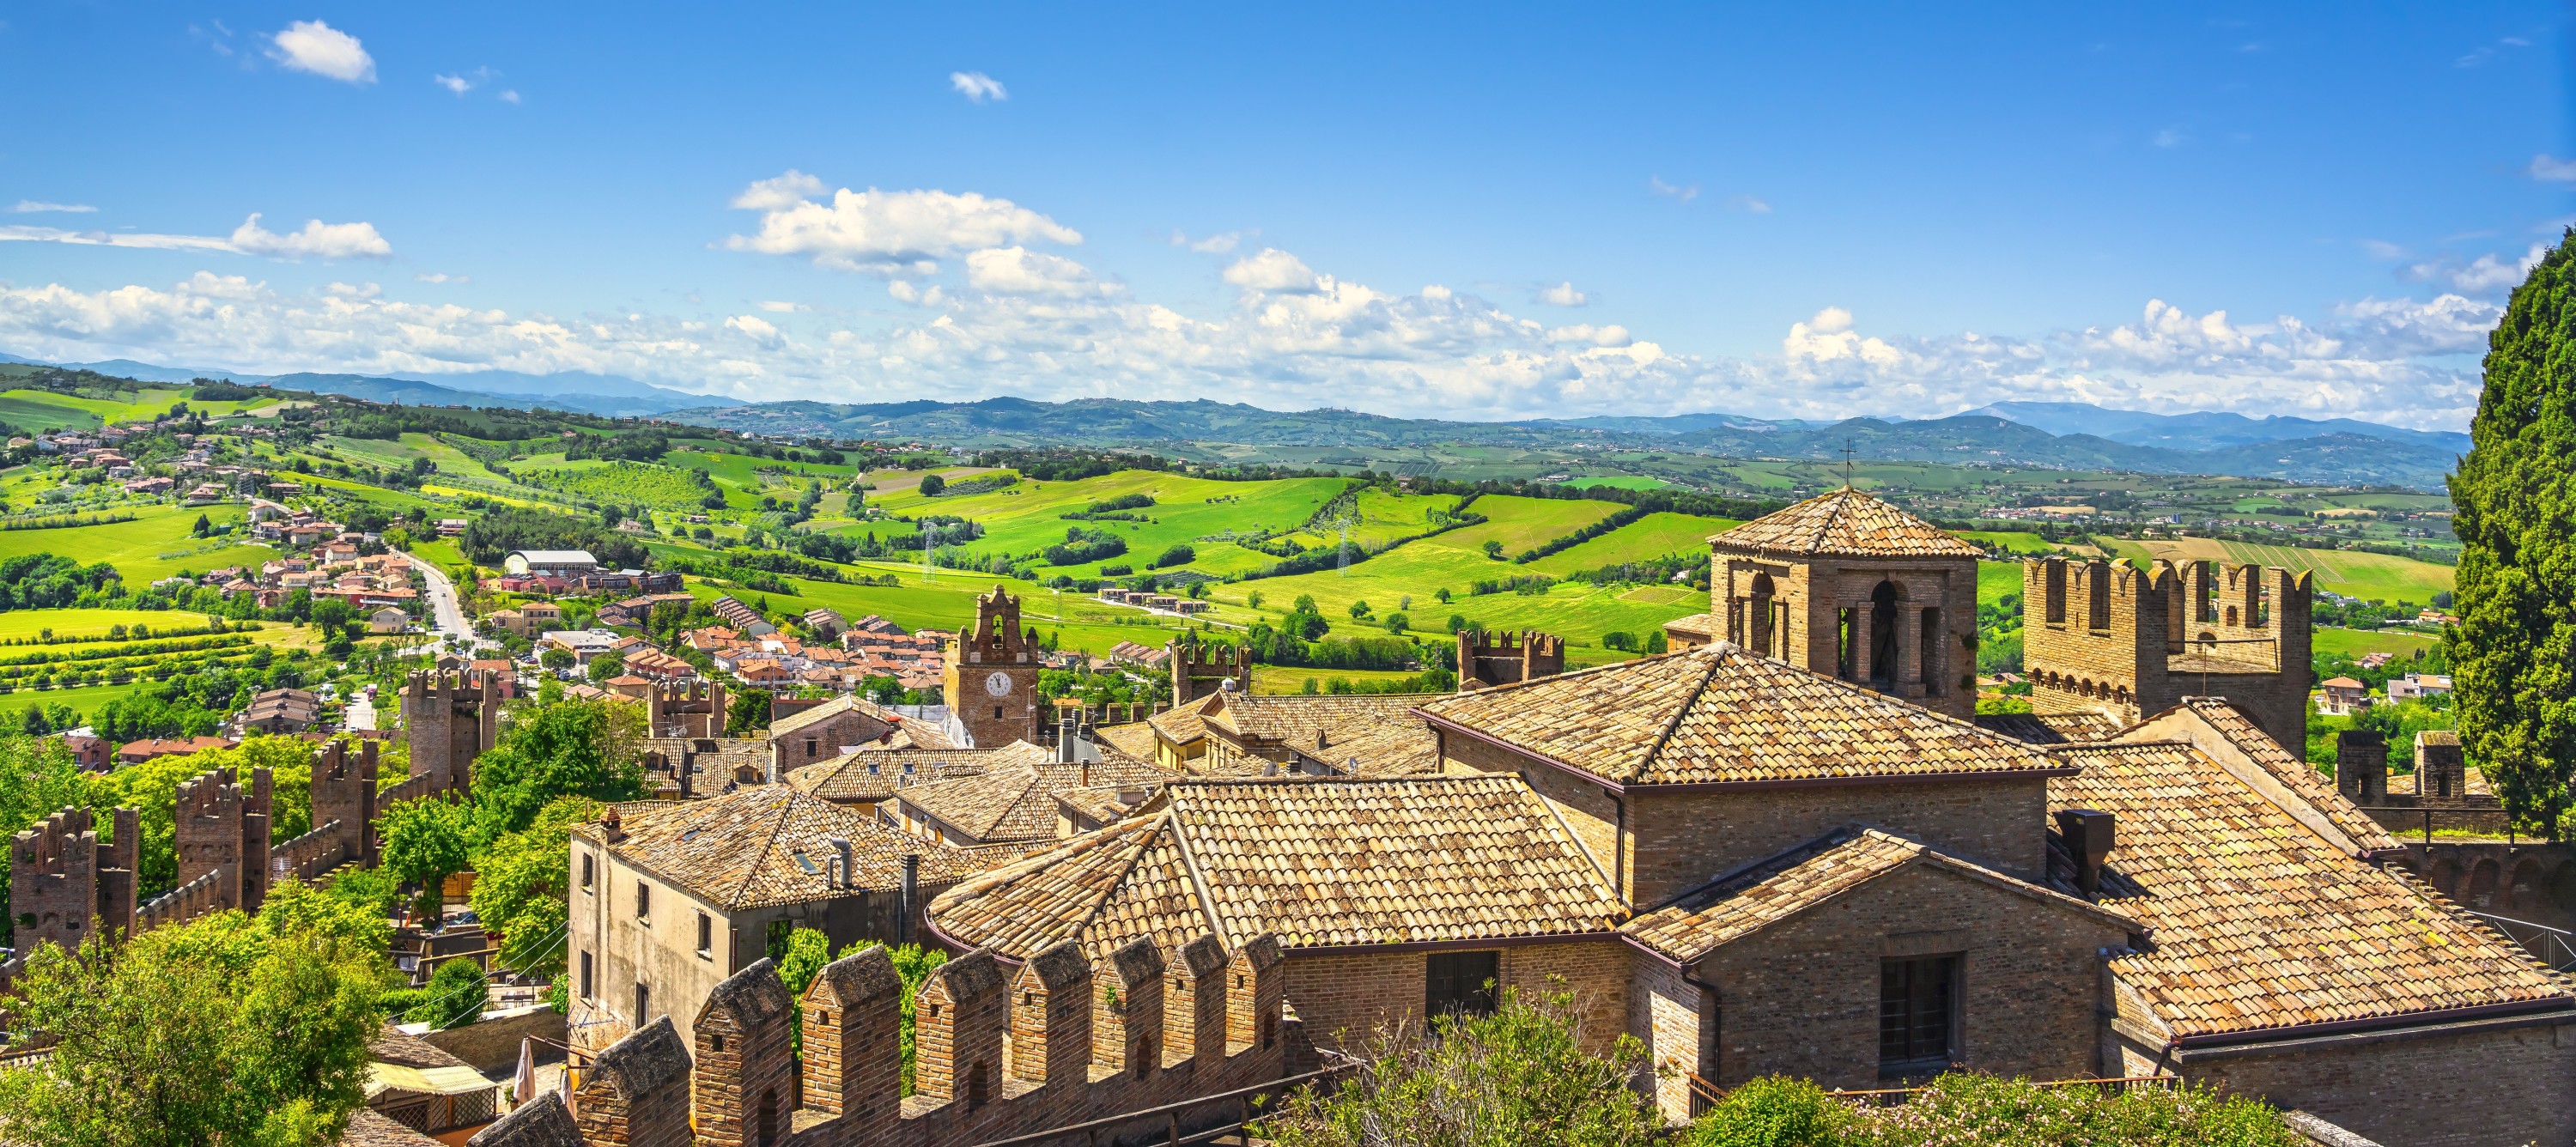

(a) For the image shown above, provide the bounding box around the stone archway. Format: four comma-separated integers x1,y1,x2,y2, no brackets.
2468,859,2503,910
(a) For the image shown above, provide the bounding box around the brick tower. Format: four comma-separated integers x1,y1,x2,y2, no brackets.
1169,631,1252,705
403,669,498,793
943,586,1043,748
172,768,274,915
1456,629,1566,690
2020,556,2312,756
1669,489,1980,719
647,679,729,738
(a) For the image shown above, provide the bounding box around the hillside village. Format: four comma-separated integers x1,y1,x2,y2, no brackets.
0,368,2536,1147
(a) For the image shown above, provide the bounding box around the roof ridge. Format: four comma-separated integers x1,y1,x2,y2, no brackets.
726,786,799,910
1421,646,1709,707
1161,793,1231,947
1066,810,1182,952
1634,646,1733,780
1518,777,1625,913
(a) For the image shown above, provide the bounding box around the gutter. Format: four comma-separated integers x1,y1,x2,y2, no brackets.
2161,998,2576,1060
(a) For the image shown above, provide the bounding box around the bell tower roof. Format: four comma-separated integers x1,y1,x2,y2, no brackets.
1710,489,1981,559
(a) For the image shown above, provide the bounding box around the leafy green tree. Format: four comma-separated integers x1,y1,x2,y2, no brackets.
1349,599,1372,619
410,957,489,1029
1482,539,1505,560
1247,591,1265,610
1267,986,1665,1147
379,796,473,914
729,688,774,735
586,652,627,683
0,894,390,1145
918,473,945,496
540,647,576,671
1383,612,1410,634
2452,229,2576,835
468,796,600,983
465,701,643,843
1686,1076,1852,1147
0,733,85,945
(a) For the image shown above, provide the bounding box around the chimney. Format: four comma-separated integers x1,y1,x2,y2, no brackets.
828,835,854,889
2054,809,2114,896
600,806,625,845
2336,730,2389,804
899,853,920,946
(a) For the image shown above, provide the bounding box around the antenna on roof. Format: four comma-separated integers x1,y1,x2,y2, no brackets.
1839,439,1857,489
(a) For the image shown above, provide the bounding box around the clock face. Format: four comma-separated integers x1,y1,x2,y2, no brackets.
983,671,1012,698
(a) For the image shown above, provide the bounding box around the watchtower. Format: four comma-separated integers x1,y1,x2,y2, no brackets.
943,586,1042,749
1677,489,1980,719
1456,629,1566,690
648,679,729,739
173,768,273,915
402,669,497,793
2020,556,2312,756
1170,631,1252,705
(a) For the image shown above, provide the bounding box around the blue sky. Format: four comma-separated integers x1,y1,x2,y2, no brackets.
0,3,2566,428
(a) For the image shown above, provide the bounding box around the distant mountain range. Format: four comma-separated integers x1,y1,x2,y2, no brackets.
0,351,2467,489
0,353,723,418
664,397,2464,490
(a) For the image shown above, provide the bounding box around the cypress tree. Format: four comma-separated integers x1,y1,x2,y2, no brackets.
2451,228,2576,835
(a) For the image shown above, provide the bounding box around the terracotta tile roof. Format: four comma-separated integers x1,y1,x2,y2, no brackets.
1709,488,1984,558
927,775,1622,959
783,744,1034,804
2172,698,2400,853
1419,644,2068,786
769,694,952,747
1621,828,2135,964
1055,783,1162,827
1145,693,1221,746
2047,738,2571,1040
1972,711,2125,745
896,755,1174,843
1091,722,1160,765
338,1108,447,1146
1662,612,1716,639
1202,692,1439,747
1291,716,1443,777
368,1023,473,1071
572,786,992,909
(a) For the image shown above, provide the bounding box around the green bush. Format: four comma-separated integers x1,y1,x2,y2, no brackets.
1688,1074,2300,1147
1689,1077,1852,1147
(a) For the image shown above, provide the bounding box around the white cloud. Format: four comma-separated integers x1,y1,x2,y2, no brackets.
723,172,1078,276
2359,239,2409,261
415,272,468,284
2153,127,2188,149
964,246,1115,297
9,201,95,215
0,225,239,253
269,20,374,84
0,237,2502,431
1727,195,1772,214
228,213,392,259
2528,155,2576,184
1172,230,1242,254
950,71,1007,102
434,73,472,94
500,89,521,104
2403,243,2545,294
1648,178,1698,203
1536,281,1588,307
725,314,783,348
756,300,809,313
1222,248,1319,293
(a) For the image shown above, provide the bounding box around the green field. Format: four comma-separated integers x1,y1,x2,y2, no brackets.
1521,512,1736,576
1430,495,1625,559
1249,665,1425,694
1561,476,1670,491
872,470,1350,575
0,505,270,583
0,609,243,641
675,563,1213,661
1959,531,2058,555
2102,537,2454,604
2313,627,2441,660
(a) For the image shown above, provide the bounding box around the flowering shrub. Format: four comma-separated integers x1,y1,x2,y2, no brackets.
1691,1073,2302,1147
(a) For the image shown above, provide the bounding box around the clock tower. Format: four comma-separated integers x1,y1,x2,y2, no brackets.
944,586,1044,748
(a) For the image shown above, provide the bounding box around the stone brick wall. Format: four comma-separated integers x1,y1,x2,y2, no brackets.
1630,952,1706,1121
403,669,495,793
1280,938,1629,1054
1691,865,2127,1092
1457,630,1566,691
2174,1017,2576,1147
1713,550,1977,719
2399,842,2576,928
10,807,98,955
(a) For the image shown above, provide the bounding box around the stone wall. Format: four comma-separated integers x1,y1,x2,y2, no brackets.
2397,842,2576,930
1279,938,1629,1055
2177,1016,2576,1147
1687,863,2129,1092
2022,558,2312,756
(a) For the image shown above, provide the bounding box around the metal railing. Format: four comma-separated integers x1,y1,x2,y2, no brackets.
1687,1073,2178,1112
2466,910,2576,973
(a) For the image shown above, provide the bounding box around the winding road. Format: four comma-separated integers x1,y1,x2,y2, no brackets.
399,549,483,651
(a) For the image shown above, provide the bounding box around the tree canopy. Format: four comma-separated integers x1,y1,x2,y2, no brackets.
2451,228,2576,834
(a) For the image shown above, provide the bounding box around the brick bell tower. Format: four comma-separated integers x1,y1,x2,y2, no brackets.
944,586,1044,748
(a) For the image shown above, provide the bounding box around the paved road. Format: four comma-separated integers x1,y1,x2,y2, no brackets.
400,549,480,650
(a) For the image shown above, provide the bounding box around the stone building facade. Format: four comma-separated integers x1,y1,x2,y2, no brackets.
940,587,1043,749
1455,628,1565,690
645,679,727,739
2020,556,2312,756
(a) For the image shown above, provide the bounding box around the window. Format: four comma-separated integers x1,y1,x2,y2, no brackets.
580,853,594,891
1425,950,1499,1019
635,881,651,921
635,981,651,1023
993,705,1004,720
805,738,818,759
696,912,713,956
1879,956,1958,1078
580,951,592,1000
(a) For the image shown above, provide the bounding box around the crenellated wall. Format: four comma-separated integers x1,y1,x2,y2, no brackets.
484,932,1297,1147
1456,629,1566,691
404,668,498,794
2022,557,2312,755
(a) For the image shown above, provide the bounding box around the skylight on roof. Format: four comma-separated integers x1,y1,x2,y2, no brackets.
791,851,818,875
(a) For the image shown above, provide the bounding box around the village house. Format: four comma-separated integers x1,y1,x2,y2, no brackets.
2387,671,2454,701
564,786,998,1052
1189,690,1444,777
768,695,954,780
2318,675,2371,714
